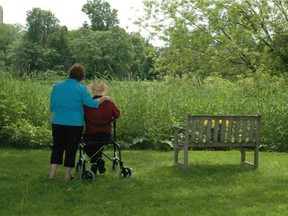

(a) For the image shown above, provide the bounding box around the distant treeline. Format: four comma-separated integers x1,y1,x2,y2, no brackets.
2,0,288,82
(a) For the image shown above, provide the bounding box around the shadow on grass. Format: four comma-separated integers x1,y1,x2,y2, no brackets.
139,163,258,191
142,160,256,179
170,163,255,177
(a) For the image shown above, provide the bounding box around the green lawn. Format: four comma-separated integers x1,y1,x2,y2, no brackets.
0,149,288,216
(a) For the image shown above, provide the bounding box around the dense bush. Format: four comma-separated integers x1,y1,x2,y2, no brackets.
0,72,52,148
0,71,287,151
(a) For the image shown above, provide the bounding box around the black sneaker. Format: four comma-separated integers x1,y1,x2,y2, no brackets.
97,158,106,174
91,163,98,174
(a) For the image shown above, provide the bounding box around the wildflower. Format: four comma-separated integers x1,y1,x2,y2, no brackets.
204,119,226,128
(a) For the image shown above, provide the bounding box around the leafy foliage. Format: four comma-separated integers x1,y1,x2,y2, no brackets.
0,72,51,148
26,8,60,45
69,27,135,79
0,1,153,79
140,0,288,79
0,24,21,69
82,0,119,31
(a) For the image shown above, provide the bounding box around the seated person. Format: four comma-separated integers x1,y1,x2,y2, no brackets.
83,79,120,174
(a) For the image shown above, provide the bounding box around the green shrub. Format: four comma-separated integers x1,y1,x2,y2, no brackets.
0,72,52,148
0,71,287,151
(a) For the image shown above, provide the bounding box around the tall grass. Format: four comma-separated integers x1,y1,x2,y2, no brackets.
0,71,287,151
0,72,52,148
108,74,288,151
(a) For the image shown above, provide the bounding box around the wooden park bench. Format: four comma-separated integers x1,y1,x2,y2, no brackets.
173,114,261,169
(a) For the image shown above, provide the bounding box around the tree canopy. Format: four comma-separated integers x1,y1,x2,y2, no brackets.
139,0,288,79
0,1,153,79
82,0,119,31
2,0,288,80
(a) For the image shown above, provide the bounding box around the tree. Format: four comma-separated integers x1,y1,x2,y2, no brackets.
69,28,102,77
13,8,71,73
69,27,135,79
140,0,288,79
48,26,72,71
82,0,119,31
129,32,155,80
0,24,21,69
26,8,60,46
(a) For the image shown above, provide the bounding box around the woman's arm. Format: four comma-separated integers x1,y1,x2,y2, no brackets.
50,86,56,113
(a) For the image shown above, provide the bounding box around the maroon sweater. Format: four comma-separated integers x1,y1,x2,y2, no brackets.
84,96,120,134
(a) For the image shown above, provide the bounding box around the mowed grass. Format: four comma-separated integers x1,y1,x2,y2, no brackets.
0,149,288,216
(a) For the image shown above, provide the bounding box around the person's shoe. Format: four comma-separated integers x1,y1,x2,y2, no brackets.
97,158,106,174
64,176,73,181
91,163,98,174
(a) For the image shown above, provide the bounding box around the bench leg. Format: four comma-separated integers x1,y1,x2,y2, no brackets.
241,147,259,168
183,146,189,169
174,147,179,164
241,148,246,165
254,147,259,168
174,145,189,169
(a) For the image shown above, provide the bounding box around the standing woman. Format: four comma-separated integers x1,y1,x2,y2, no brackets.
48,64,112,181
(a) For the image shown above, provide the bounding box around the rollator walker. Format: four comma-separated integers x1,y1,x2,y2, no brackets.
76,119,132,181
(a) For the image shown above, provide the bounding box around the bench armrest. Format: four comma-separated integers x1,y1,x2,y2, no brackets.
173,125,185,132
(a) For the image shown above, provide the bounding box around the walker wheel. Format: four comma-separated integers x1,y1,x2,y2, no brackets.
81,170,95,181
119,167,132,179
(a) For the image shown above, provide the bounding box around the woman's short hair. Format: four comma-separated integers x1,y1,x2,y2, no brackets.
69,64,85,81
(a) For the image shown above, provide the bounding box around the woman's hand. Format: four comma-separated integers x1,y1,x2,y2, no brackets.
104,96,113,102
97,96,114,105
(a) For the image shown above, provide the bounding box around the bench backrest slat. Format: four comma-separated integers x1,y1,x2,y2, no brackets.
234,121,240,143
227,118,233,142
199,120,204,142
220,119,226,142
190,117,197,141
249,121,255,142
242,120,248,142
185,114,261,146
205,119,212,143
213,120,219,142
